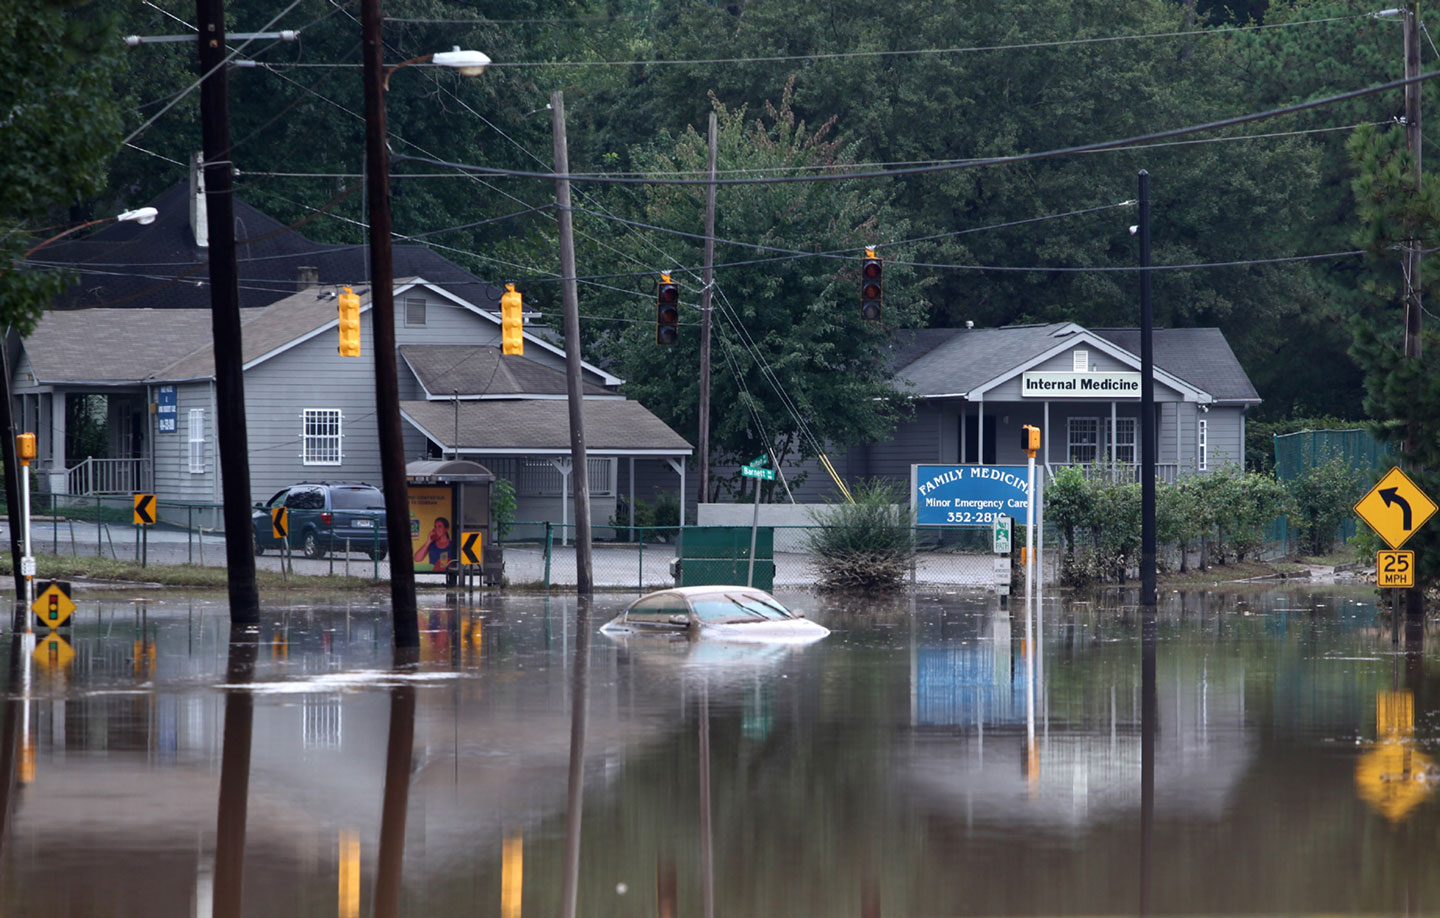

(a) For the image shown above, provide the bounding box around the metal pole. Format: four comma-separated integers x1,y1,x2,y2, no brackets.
0,342,24,600
747,476,761,588
196,0,260,624
1138,170,1157,608
551,91,593,597
698,112,718,506
361,0,419,646
19,456,31,610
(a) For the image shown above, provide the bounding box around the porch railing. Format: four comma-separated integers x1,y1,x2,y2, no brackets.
65,457,153,495
1049,461,1182,485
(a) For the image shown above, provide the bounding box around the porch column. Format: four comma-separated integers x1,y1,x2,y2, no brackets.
629,457,636,541
1110,401,1117,466
549,457,573,546
1043,401,1051,475
49,390,67,493
977,394,984,465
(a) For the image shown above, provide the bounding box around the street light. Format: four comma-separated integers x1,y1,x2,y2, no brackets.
361,0,488,650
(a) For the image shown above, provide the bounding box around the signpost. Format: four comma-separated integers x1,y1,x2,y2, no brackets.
741,456,773,587
1354,467,1437,642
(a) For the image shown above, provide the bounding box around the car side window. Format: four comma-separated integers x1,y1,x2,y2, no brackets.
266,489,289,508
287,487,325,510
627,595,688,624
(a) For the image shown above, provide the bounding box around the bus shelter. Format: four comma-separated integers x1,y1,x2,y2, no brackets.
406,459,502,585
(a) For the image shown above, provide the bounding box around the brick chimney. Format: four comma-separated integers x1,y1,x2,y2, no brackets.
296,266,319,290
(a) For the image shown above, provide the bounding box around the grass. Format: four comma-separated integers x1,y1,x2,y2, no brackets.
0,554,388,591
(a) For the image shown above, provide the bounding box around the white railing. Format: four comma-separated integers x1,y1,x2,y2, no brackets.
1049,462,1182,485
66,457,152,495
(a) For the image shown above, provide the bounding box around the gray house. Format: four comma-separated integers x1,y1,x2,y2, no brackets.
12,277,692,529
704,321,1259,509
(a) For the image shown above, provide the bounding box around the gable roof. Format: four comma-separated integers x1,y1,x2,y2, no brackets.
400,345,612,398
893,323,1259,404
30,181,509,312
402,399,693,455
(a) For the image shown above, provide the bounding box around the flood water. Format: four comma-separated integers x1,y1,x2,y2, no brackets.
1,585,1437,916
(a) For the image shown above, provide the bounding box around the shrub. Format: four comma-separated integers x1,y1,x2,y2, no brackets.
805,479,914,591
490,478,516,541
1285,457,1362,555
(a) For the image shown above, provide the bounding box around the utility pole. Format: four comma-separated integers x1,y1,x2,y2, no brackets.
1404,2,1425,622
361,0,420,646
196,0,260,625
552,91,593,596
1139,170,1157,609
698,112,718,507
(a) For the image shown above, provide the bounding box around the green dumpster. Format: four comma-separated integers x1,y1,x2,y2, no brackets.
676,526,774,590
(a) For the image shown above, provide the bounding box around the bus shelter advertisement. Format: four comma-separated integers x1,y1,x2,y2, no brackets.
912,465,1031,526
409,485,454,572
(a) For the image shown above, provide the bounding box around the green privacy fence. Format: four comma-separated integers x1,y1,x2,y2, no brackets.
1268,428,1391,550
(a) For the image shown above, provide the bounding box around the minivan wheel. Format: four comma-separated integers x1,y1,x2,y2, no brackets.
303,530,325,559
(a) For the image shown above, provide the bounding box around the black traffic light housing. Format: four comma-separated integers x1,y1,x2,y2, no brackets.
656,273,680,345
860,248,882,321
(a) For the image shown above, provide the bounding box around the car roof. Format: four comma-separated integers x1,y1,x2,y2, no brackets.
634,586,776,600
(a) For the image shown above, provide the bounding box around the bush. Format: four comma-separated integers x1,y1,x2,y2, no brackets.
805,479,914,591
609,491,682,541
490,478,516,541
1285,457,1362,555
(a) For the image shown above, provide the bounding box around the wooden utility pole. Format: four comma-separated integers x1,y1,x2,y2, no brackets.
552,91,593,596
1139,170,1157,609
1403,3,1425,621
196,0,259,624
698,112,718,506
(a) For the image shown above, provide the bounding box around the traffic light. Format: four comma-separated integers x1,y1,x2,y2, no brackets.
338,286,361,357
860,248,882,321
656,273,680,345
1020,424,1041,456
501,283,523,355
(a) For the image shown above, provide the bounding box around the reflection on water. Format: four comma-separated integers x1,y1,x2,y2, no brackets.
0,588,1437,915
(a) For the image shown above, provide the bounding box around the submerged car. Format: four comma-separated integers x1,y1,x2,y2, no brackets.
600,586,829,644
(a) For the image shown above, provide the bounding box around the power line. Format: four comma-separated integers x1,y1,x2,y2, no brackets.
393,69,1440,187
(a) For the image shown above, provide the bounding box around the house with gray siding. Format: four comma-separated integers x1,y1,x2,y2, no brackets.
695,322,1259,512
12,278,691,530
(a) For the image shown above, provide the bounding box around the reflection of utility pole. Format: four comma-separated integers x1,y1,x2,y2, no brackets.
213,631,258,918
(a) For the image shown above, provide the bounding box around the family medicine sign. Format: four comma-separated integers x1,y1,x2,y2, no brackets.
1022,370,1140,398
912,464,1032,526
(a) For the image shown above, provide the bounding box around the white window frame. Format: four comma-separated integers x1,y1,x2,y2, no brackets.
302,408,344,466
187,408,205,473
1111,417,1137,464
404,296,426,326
1198,418,1208,471
1067,417,1100,464
1072,349,1088,372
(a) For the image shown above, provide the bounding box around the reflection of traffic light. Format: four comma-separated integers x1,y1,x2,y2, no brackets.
860,248,882,321
338,286,361,357
501,283,523,355
656,273,679,345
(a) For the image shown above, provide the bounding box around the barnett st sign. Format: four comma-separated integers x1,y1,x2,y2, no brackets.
912,464,1031,526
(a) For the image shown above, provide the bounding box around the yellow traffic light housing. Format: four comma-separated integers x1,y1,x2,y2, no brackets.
338,286,361,357
860,248,882,321
1020,424,1041,456
501,283,524,355
15,433,35,465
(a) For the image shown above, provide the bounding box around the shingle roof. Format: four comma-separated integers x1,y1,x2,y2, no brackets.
400,345,610,398
32,181,508,312
891,323,1260,404
401,399,693,454
1090,328,1260,403
22,309,217,383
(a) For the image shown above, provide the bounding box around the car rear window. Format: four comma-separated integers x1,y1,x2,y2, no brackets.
692,592,793,623
330,488,385,510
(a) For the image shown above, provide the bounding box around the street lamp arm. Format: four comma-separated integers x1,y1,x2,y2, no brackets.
4,208,160,276
382,46,490,90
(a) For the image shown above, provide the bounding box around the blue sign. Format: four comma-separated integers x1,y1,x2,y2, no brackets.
913,464,1031,526
157,385,177,434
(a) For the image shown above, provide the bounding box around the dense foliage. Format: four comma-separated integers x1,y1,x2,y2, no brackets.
805,479,915,591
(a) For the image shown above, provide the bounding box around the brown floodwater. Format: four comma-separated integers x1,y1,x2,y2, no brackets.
0,584,1436,916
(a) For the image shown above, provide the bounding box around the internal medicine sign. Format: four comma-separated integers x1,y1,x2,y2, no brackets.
912,464,1031,526
1021,371,1139,398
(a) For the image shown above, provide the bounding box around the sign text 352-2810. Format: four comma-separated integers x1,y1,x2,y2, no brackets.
944,510,1009,524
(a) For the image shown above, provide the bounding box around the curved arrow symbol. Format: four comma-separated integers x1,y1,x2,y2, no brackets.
1380,487,1413,530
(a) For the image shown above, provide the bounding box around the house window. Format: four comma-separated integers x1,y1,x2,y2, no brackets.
303,409,343,465
1111,417,1137,464
1067,417,1099,463
1198,418,1208,471
404,296,426,326
187,408,205,473
1072,349,1088,372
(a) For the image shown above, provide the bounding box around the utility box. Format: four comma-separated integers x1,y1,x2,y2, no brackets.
676,526,774,590
406,459,504,585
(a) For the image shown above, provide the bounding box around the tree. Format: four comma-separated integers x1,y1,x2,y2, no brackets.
0,0,123,332
571,84,926,496
1285,456,1361,555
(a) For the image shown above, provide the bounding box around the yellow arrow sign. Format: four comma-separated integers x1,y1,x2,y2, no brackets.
272,506,289,540
133,493,156,525
459,531,483,565
1354,467,1438,549
31,580,75,629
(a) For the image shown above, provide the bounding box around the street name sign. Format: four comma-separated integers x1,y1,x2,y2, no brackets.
31,580,75,629
460,531,483,565
132,493,156,525
1377,550,1415,589
741,464,775,481
1354,467,1438,549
